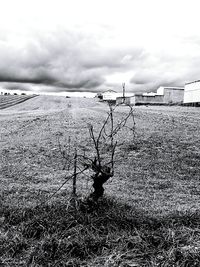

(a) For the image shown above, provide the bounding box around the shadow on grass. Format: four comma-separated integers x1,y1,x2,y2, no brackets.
0,197,200,266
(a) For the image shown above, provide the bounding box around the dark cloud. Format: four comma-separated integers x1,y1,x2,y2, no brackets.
128,47,200,93
0,28,146,93
81,47,144,70
2,82,32,91
0,30,103,92
1,27,200,94
130,71,185,93
0,72,57,85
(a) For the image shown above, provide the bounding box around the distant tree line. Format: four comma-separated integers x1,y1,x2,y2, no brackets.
1,92,27,96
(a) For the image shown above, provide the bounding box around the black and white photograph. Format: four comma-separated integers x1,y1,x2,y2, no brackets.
0,0,200,266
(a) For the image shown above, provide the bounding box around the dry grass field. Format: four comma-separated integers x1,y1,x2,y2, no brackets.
0,95,200,266
0,95,37,110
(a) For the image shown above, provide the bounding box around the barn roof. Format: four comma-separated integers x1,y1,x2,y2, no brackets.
102,89,117,93
185,80,200,85
163,86,184,90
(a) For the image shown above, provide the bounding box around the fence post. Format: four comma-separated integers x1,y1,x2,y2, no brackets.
72,148,77,196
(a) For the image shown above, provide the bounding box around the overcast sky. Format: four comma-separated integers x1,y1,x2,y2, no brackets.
0,0,200,95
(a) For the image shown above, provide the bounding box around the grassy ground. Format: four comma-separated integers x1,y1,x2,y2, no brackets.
0,96,200,266
0,95,37,109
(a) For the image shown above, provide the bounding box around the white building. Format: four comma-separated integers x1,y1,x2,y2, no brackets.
102,90,118,101
156,86,184,103
143,92,157,96
101,90,133,101
184,80,200,104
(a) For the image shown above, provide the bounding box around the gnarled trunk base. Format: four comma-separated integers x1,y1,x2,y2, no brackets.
89,171,112,201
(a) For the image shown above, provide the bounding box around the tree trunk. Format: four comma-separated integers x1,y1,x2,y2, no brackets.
89,171,112,201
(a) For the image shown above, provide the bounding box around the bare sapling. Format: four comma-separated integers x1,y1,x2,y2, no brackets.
46,104,135,205
86,103,135,201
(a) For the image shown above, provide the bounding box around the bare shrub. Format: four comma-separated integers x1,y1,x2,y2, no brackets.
47,103,135,203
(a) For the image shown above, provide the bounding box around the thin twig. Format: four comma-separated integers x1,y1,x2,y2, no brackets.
40,166,89,205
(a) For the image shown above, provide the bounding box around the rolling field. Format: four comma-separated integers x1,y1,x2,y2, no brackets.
0,96,200,266
0,95,37,110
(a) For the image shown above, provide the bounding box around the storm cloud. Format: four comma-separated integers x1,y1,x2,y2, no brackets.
1,0,200,95
0,28,146,94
